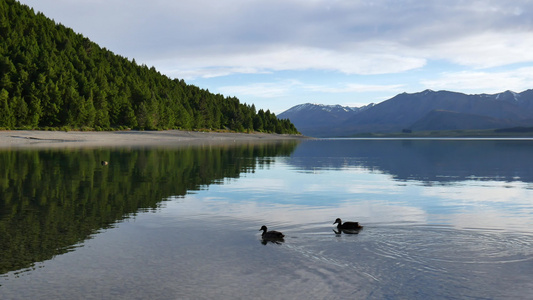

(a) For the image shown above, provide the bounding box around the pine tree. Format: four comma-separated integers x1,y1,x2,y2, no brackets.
0,88,14,128
0,0,300,134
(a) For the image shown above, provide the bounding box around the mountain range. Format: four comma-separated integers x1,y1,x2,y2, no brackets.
278,89,533,137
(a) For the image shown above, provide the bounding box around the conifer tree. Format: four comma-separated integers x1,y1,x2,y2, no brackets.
0,0,300,134
0,88,14,128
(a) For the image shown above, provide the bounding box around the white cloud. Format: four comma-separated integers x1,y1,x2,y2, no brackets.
419,32,533,69
305,83,405,94
152,45,427,80
218,80,301,99
421,66,533,93
23,0,533,72
140,0,533,79
217,79,406,100
18,0,533,99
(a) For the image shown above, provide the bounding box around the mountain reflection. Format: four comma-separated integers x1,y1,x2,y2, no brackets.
288,139,533,184
0,142,298,275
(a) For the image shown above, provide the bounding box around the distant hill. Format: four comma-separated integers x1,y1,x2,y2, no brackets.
409,109,517,131
278,103,374,137
0,0,298,134
278,89,533,137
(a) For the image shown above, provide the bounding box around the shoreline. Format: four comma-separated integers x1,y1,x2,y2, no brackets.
0,130,310,149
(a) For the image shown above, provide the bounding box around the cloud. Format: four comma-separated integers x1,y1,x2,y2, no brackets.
218,80,301,99
419,32,533,69
153,46,426,80
141,0,533,78
217,79,406,100
20,0,533,80
421,66,533,93
305,83,405,94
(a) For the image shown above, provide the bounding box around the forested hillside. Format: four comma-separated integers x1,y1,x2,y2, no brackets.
0,0,299,133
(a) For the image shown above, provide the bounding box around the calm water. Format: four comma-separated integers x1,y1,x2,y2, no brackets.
1,139,533,299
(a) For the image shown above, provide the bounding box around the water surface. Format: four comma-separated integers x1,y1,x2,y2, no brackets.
1,139,533,299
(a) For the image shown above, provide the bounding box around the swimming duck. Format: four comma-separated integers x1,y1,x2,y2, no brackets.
259,225,285,239
333,218,363,230
101,160,108,166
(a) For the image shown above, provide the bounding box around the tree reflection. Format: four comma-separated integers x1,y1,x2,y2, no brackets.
0,141,298,274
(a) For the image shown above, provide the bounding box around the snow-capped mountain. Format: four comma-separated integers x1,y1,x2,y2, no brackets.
278,89,533,137
278,103,374,137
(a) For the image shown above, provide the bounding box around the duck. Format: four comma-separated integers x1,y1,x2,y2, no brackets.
333,218,363,230
101,160,108,166
259,225,285,239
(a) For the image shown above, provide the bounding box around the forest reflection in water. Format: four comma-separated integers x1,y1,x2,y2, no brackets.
1,138,533,299
0,141,298,275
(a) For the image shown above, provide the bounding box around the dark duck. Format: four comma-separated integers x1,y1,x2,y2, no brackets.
333,218,363,234
259,225,285,244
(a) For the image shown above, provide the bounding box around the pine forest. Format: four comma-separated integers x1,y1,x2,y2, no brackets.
0,0,300,134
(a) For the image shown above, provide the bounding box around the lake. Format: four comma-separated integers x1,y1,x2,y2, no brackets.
1,138,533,299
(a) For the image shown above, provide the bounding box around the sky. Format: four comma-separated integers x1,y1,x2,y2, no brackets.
18,0,533,114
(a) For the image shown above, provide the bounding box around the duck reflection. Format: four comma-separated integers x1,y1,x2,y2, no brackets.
333,228,362,235
260,238,285,245
259,225,285,245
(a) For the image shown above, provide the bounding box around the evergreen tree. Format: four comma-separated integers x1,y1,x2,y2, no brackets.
12,95,28,127
0,88,14,128
0,0,300,134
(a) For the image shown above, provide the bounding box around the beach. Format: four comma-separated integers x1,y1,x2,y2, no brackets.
0,130,308,148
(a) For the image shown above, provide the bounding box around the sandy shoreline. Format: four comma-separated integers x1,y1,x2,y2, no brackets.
0,130,309,149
